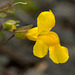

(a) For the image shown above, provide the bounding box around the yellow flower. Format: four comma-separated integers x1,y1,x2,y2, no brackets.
27,10,69,64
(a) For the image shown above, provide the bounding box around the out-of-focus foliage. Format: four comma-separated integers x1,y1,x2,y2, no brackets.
6,9,15,14
14,0,39,14
0,7,15,18
0,12,7,18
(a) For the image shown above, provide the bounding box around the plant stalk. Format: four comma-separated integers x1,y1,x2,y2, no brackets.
0,34,15,46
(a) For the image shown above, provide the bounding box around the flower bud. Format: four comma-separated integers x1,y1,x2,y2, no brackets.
15,25,33,39
3,19,20,32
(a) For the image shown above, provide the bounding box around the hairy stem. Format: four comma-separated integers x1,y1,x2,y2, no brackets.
0,34,15,46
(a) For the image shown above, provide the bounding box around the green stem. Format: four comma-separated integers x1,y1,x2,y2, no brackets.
0,35,14,46
12,2,27,6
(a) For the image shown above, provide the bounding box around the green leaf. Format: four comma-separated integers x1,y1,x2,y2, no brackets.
0,13,7,18
0,32,6,38
6,10,15,14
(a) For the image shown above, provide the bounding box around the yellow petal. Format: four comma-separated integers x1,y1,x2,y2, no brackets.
39,31,60,46
27,27,39,41
37,10,55,33
33,38,48,58
49,45,69,64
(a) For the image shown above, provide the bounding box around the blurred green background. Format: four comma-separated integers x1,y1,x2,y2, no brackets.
0,0,75,75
